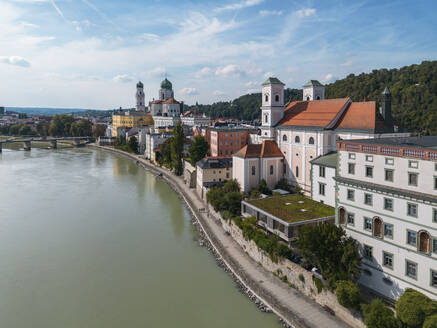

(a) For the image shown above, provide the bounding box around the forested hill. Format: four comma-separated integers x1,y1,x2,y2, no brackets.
191,61,437,135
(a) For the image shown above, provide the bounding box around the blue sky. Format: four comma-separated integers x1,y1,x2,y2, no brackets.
1,0,436,109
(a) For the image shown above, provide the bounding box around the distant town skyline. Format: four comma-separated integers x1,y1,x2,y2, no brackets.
1,0,436,109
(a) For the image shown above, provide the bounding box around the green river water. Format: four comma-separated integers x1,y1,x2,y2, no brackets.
0,148,280,328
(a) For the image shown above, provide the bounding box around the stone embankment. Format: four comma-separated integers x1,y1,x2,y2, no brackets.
91,145,356,328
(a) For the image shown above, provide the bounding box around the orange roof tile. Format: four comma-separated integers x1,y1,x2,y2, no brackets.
163,98,180,105
150,100,163,104
260,140,283,158
234,140,283,158
279,98,350,127
335,101,376,130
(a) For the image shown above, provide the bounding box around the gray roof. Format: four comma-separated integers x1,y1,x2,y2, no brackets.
262,77,285,86
197,157,232,169
344,136,437,150
303,80,324,87
310,152,337,168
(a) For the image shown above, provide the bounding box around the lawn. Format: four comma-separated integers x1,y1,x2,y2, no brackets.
247,194,335,223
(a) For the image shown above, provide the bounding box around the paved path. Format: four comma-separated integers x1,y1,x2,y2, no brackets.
94,146,352,328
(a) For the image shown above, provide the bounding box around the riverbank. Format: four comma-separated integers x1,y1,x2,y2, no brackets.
92,145,352,328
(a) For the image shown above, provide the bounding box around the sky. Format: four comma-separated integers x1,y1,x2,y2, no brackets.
1,0,436,109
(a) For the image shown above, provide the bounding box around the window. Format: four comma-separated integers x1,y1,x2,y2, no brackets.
407,203,418,218
363,245,373,260
264,114,268,123
283,163,286,175
409,172,418,186
265,95,268,102
251,166,256,176
385,169,394,182
319,166,325,177
348,163,355,175
364,218,372,231
383,252,393,269
407,231,417,246
347,189,355,201
435,176,437,190
347,212,355,225
295,166,299,178
431,270,437,288
373,217,383,238
282,134,287,141
319,183,325,196
365,166,373,178
409,160,418,169
275,94,279,102
433,239,437,254
364,193,373,205
385,158,394,165
433,209,437,223
270,165,274,175
226,172,229,178
348,153,356,160
309,137,315,144
406,260,417,279
384,198,394,211
366,155,373,162
384,223,394,239
295,136,300,143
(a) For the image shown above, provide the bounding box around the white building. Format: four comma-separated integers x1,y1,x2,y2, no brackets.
149,78,183,128
336,136,437,301
144,132,173,160
310,152,337,207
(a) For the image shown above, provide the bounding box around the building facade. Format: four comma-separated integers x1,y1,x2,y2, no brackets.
310,152,337,207
209,127,258,157
111,111,152,137
196,157,233,200
335,136,437,301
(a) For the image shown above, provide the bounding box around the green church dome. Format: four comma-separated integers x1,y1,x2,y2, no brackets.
160,78,172,90
136,81,143,88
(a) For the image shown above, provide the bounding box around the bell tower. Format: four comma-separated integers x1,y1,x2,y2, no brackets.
136,81,145,111
260,77,285,139
302,80,325,101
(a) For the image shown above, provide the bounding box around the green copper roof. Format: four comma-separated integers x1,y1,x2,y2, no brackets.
303,80,324,87
160,78,172,90
310,152,337,168
262,77,285,86
136,81,143,88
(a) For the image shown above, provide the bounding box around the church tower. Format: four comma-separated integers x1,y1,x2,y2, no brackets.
136,81,145,111
381,86,394,131
302,80,325,101
260,77,285,139
159,78,174,101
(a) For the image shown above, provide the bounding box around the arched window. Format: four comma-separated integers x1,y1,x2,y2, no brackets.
338,207,346,225
270,165,274,175
316,96,320,100
309,137,315,145
282,134,287,142
264,114,268,123
306,96,310,101
295,166,299,178
265,95,269,102
275,94,279,102
295,136,300,143
419,230,431,254
373,217,383,238
251,166,256,176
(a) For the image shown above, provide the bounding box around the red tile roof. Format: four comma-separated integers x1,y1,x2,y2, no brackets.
279,98,350,127
163,98,180,104
150,100,163,104
334,101,376,130
234,140,283,158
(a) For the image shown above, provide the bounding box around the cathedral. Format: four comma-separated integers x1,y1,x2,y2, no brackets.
148,78,183,128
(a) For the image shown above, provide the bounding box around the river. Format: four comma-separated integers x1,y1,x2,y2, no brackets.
0,148,280,328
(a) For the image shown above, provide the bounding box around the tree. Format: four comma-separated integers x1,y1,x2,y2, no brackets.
70,119,92,137
396,289,437,328
158,138,173,167
275,178,292,192
297,224,361,287
363,299,399,328
257,179,272,195
171,122,184,175
127,136,139,154
335,280,360,310
18,124,32,135
8,124,20,135
423,314,437,328
224,191,243,216
223,179,240,193
188,135,209,165
92,124,107,138
48,114,75,137
206,187,226,212
36,122,50,137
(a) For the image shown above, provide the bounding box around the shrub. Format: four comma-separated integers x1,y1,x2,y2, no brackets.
396,289,437,328
335,280,361,310
298,273,305,283
248,189,261,199
257,179,272,195
424,314,437,328
275,178,292,191
363,299,399,328
312,276,324,294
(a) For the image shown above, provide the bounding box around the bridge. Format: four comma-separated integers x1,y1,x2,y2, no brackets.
0,137,95,152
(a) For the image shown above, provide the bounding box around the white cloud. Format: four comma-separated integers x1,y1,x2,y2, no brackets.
216,64,243,78
263,71,273,78
140,33,160,41
112,74,133,83
146,67,166,77
245,81,259,87
296,8,316,18
215,0,263,12
341,60,353,67
0,56,30,67
72,20,92,32
19,21,39,28
179,87,199,96
213,90,226,96
259,10,283,16
195,67,211,78
321,73,335,83
180,12,238,36
246,88,258,94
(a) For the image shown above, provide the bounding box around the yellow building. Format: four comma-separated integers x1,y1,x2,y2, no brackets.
112,111,153,137
196,157,233,200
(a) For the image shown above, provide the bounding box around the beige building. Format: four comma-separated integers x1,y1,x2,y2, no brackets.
196,157,233,200
112,111,153,137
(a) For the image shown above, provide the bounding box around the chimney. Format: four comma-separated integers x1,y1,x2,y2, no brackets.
381,86,393,131
363,96,368,102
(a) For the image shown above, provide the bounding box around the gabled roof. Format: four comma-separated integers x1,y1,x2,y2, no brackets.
163,98,180,105
310,152,337,168
197,157,233,169
262,77,285,86
278,98,351,128
234,140,283,159
150,100,163,104
303,80,324,87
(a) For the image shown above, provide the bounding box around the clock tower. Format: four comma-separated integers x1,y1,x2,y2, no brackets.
260,77,285,139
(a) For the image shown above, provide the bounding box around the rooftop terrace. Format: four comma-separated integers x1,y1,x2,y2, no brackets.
246,194,334,223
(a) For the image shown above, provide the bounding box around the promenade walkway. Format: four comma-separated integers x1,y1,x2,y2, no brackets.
95,146,352,328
